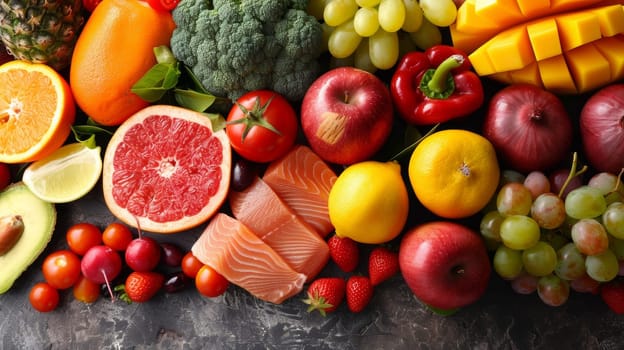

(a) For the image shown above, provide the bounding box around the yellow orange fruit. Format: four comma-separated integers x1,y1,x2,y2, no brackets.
0,60,75,164
69,0,176,126
328,161,409,244
408,129,500,219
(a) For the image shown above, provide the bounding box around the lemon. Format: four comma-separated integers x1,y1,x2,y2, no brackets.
23,143,102,203
328,161,409,244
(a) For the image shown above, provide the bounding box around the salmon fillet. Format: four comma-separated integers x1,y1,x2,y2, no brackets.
191,213,306,304
229,177,330,282
262,145,337,238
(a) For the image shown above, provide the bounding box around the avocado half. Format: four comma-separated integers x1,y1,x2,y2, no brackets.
0,183,56,294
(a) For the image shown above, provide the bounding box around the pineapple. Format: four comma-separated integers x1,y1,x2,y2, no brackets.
0,0,85,71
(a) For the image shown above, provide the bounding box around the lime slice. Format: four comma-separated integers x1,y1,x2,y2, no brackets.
23,143,102,203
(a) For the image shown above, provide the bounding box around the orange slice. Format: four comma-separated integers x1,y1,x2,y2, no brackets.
0,60,75,164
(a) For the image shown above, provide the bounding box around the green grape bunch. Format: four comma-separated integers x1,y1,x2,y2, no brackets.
307,0,458,71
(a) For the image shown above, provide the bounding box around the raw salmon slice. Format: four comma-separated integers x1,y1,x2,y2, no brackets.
262,145,337,238
191,213,306,304
229,177,329,282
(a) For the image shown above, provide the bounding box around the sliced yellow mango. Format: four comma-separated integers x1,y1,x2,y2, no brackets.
565,43,612,93
455,0,499,34
589,5,624,36
593,35,624,81
474,0,522,27
555,11,602,51
526,18,561,61
509,62,542,86
537,55,577,94
469,26,535,75
516,0,551,17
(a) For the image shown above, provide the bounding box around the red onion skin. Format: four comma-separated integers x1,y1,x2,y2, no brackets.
483,84,573,174
580,84,624,174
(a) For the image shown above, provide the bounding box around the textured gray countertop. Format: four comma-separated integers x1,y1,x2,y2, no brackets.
1,183,624,350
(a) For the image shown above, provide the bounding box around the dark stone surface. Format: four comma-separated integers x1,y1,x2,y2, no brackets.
2,183,624,350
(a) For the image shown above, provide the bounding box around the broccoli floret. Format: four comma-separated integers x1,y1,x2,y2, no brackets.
170,0,323,102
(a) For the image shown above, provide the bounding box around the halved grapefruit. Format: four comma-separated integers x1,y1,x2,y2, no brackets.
102,105,231,234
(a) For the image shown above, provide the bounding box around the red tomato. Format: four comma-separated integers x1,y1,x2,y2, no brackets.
226,90,298,163
181,251,204,279
66,223,102,256
82,0,102,12
73,275,101,304
195,265,229,297
0,163,10,191
146,0,180,12
102,222,134,251
29,282,60,312
42,250,82,290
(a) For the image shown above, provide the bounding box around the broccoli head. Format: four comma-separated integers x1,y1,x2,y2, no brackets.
170,0,323,102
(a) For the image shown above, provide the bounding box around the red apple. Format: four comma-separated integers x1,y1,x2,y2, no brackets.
399,221,491,312
300,66,394,165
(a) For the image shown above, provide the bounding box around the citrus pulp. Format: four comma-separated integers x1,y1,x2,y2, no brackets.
0,60,75,163
328,161,409,244
102,105,231,234
408,129,500,219
23,143,102,203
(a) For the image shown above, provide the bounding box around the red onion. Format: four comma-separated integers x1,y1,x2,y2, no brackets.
580,84,624,174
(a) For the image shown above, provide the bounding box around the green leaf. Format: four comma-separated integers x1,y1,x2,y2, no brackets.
174,88,217,112
389,123,440,161
71,124,113,148
131,63,180,102
204,113,226,132
182,64,208,93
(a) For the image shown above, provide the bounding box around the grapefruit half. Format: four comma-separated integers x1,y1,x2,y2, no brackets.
102,105,231,233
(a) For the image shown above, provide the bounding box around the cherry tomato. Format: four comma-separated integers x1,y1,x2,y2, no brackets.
226,90,298,163
82,0,102,12
0,163,10,191
73,275,101,304
42,250,82,290
66,223,102,256
146,0,180,12
195,265,229,297
29,282,60,312
181,251,204,278
102,222,134,251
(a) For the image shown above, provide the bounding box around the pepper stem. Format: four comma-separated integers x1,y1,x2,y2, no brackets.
420,54,465,99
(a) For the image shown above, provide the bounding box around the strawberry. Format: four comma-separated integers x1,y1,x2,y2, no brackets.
121,271,165,303
368,246,399,286
600,278,624,314
327,235,359,272
303,277,346,316
345,275,373,313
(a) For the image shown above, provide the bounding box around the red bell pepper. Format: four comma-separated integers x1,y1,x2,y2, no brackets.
390,45,484,125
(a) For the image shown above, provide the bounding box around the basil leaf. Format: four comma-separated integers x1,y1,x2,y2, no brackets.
204,113,226,132
131,63,179,102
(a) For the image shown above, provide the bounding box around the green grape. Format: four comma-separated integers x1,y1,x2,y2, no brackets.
499,169,526,187
523,171,551,200
603,202,624,239
570,273,600,294
565,186,607,219
324,0,358,27
587,172,623,196
585,248,618,282
408,17,442,50
320,23,334,52
328,20,362,58
522,241,557,277
497,182,533,216
356,0,381,7
571,218,609,256
493,245,523,279
554,242,586,281
537,274,569,307
499,215,541,250
530,192,566,230
608,235,624,260
480,210,504,243
540,230,569,251
353,39,377,73
368,28,399,70
419,0,457,27
378,0,406,33
353,7,379,37
401,0,423,32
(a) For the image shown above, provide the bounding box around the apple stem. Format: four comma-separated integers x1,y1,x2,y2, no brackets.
453,265,465,276
132,214,143,239
102,269,115,302
558,152,587,198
